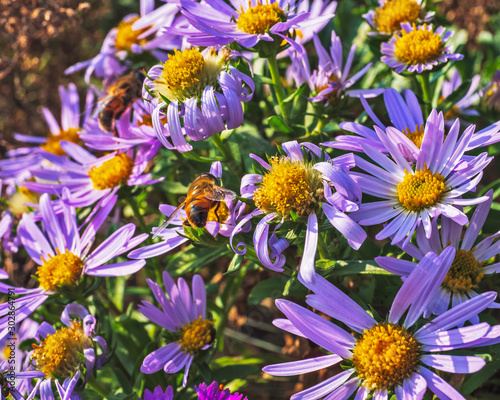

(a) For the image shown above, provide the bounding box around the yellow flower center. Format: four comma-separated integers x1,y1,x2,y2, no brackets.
41,128,81,156
87,153,133,190
153,48,229,102
373,0,421,34
31,321,91,379
253,157,321,217
397,166,446,211
394,24,443,65
352,322,420,390
178,316,214,354
7,187,40,218
442,249,485,293
3,346,12,360
115,16,151,51
236,1,285,35
402,124,425,148
37,250,83,291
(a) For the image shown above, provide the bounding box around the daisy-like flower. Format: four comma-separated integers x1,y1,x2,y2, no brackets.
381,23,463,74
26,304,107,399
364,0,433,36
139,270,213,387
264,248,500,400
296,31,382,106
0,359,44,400
65,0,183,83
143,47,254,153
141,385,174,400
439,68,481,122
129,162,249,260
175,0,335,52
376,190,500,321
324,88,500,159
24,141,162,208
231,141,366,283
196,381,248,400
483,70,500,112
350,122,492,245
0,193,147,340
0,83,90,182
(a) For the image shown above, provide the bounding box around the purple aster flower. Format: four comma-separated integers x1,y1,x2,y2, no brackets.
139,270,213,387
264,248,500,400
0,192,147,340
439,68,481,122
65,0,183,83
142,47,254,153
231,140,366,283
129,162,249,260
24,141,162,208
196,381,248,400
0,83,90,182
381,23,463,74
350,122,492,244
294,31,382,106
141,385,174,400
174,0,334,53
324,88,500,159
0,359,44,400
26,304,107,400
363,0,433,35
482,70,500,112
376,189,500,321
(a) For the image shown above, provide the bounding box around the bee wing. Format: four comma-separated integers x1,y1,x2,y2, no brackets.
204,187,237,202
152,201,186,239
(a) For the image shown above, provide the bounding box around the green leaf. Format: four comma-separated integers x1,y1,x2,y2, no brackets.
267,115,292,134
461,360,500,395
225,253,245,274
316,260,394,276
248,277,288,305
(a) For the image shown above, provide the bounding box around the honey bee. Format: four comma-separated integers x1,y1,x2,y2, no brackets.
153,173,237,238
98,70,145,133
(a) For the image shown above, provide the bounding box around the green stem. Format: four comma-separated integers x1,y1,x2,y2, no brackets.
417,73,431,116
87,376,110,397
309,118,324,137
266,55,290,124
126,196,148,235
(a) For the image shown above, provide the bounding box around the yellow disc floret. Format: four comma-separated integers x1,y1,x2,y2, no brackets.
153,48,230,102
37,250,83,291
253,157,322,217
394,24,443,65
373,0,421,34
178,316,214,354
115,16,151,51
31,321,91,379
402,124,425,148
237,1,285,35
442,249,485,293
87,153,133,190
352,322,420,390
397,166,446,211
41,127,81,156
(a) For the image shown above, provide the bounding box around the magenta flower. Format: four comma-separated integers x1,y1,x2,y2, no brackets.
139,270,213,387
264,248,500,399
231,140,366,283
196,381,248,400
141,385,174,400
0,193,147,340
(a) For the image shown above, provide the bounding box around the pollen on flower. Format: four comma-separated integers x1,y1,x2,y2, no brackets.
41,127,81,156
402,124,425,148
352,322,420,390
397,165,446,211
37,249,83,291
394,24,443,65
31,320,91,379
115,16,151,51
178,316,214,354
88,153,133,190
253,157,319,217
236,1,285,35
207,201,230,224
153,48,229,102
442,249,485,293
373,0,421,34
